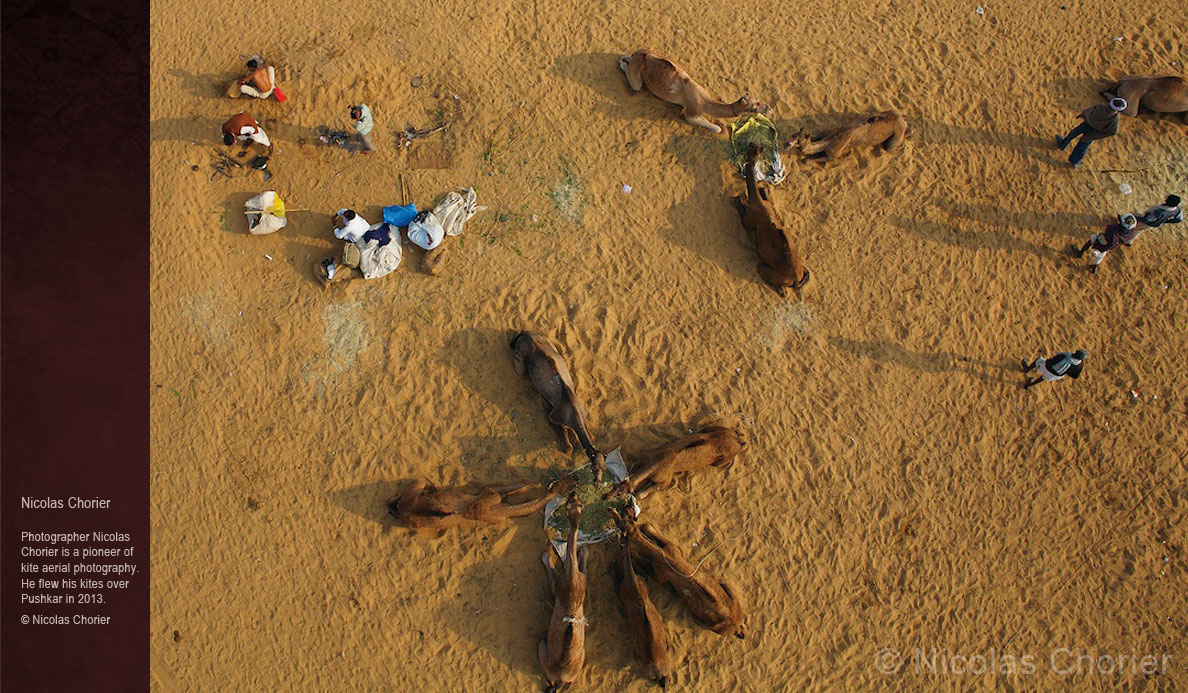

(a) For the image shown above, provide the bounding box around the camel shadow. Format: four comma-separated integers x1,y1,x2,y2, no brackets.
829,337,1014,386
552,51,705,127
1046,76,1110,112
166,68,238,100
438,326,547,436
932,199,1109,238
328,479,409,531
888,215,1061,261
656,134,768,290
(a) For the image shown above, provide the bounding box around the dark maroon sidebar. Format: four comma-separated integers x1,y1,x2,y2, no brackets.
1,1,149,690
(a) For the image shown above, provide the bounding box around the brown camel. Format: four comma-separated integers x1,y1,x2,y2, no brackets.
627,423,746,499
617,510,746,639
788,111,909,162
510,331,601,460
540,494,588,693
618,50,767,134
1102,76,1188,121
387,478,571,530
733,145,809,295
610,526,671,689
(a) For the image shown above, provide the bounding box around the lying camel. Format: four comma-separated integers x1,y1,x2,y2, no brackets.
611,528,671,689
540,494,588,693
619,50,767,134
1102,76,1188,121
733,145,809,295
616,509,746,639
627,423,746,500
510,331,600,459
788,111,908,162
387,478,571,530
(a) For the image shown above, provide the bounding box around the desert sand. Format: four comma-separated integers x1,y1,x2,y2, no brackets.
150,0,1187,689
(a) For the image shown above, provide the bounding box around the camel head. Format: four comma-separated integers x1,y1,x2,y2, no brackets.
735,95,768,115
786,128,811,150
565,492,583,525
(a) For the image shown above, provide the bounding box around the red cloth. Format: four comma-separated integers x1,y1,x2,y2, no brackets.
273,87,287,102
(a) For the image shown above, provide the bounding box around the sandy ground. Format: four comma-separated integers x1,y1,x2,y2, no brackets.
150,0,1187,689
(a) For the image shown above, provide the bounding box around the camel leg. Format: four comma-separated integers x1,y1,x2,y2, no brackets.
683,113,722,134
550,421,575,454
623,55,644,91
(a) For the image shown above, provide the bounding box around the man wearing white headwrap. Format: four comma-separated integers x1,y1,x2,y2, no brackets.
1056,97,1126,168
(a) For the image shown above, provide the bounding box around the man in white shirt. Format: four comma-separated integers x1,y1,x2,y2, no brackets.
221,111,272,154
350,104,376,153
332,209,370,243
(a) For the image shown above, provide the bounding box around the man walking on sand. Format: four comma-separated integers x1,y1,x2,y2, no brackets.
1021,349,1086,389
1074,214,1138,273
349,104,376,154
1056,97,1126,168
221,111,273,155
1129,194,1183,232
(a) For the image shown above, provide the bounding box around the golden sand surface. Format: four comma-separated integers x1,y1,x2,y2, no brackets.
150,1,1186,689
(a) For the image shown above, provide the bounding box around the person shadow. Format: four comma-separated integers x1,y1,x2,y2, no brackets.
931,199,1109,239
166,68,239,100
888,215,1062,261
829,336,1015,386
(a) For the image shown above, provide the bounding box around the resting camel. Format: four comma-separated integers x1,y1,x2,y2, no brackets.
510,331,601,460
733,145,809,295
387,478,572,530
615,509,746,639
1102,76,1188,121
618,50,767,134
540,494,588,693
788,111,908,162
611,528,671,689
627,423,746,499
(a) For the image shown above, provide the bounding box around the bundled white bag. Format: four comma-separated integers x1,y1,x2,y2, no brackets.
406,210,445,251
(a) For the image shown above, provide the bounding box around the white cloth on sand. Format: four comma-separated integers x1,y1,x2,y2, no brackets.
356,224,402,280
406,187,486,250
244,191,286,235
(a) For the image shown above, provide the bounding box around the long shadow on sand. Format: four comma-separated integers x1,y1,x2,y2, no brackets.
166,68,239,100
829,337,1015,386
932,199,1109,239
888,215,1062,261
655,134,768,290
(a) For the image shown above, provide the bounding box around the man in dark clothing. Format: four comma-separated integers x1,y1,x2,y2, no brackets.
1129,194,1183,232
1056,97,1126,167
1021,349,1087,389
1074,214,1138,273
